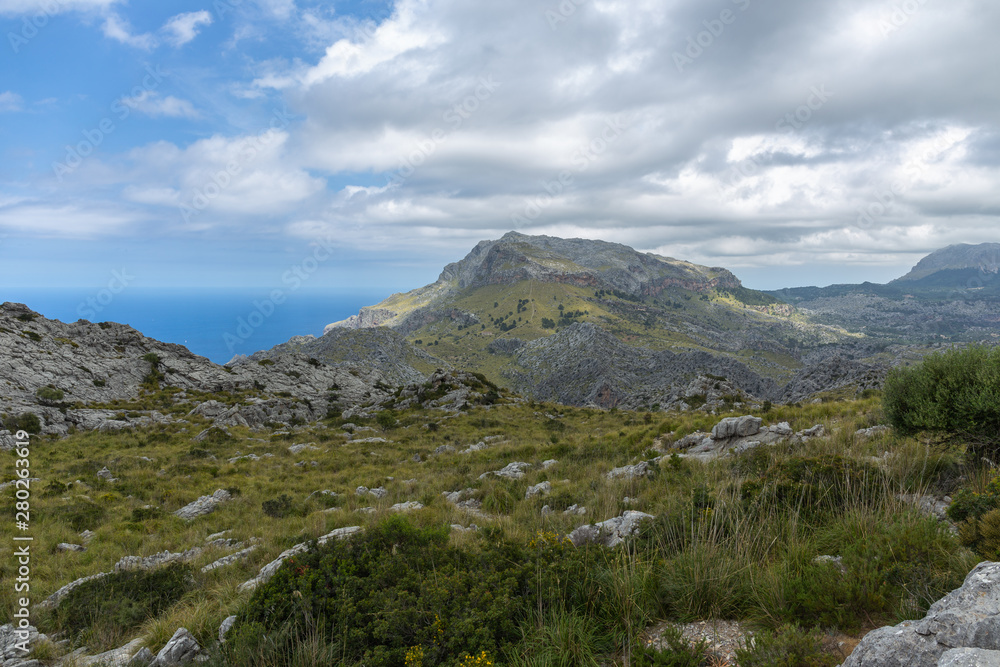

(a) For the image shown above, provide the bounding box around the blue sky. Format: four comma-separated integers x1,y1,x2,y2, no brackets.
2,0,1000,295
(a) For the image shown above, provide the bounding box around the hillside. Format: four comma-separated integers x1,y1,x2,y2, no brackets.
324,232,886,409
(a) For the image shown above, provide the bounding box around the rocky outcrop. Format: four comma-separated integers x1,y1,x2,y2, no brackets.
237,526,361,592
174,490,231,520
843,561,1000,667
149,627,201,666
568,511,655,548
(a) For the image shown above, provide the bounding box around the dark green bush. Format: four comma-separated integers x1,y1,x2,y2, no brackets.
735,625,837,667
52,563,193,648
3,412,42,434
36,385,65,403
883,345,1000,443
262,494,294,518
230,517,599,667
130,506,165,522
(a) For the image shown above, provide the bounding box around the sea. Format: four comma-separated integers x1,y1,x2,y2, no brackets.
3,288,387,364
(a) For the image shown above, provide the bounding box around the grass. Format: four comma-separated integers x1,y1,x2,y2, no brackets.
0,392,982,664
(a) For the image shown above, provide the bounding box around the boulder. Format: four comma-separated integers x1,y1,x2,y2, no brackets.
149,627,201,666
939,648,1000,666
128,647,155,666
218,616,236,644
525,481,551,499
174,489,231,520
843,562,1000,667
856,425,891,440
0,623,41,664
607,461,654,480
568,511,655,548
711,416,761,440
390,501,423,512
479,462,531,480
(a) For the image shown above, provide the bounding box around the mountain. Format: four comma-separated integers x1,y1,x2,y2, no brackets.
767,242,1000,342
894,243,1000,282
323,232,889,408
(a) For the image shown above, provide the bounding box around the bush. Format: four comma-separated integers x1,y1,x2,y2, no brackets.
3,412,42,434
36,385,65,403
230,517,600,667
735,625,837,667
883,345,1000,444
52,563,193,649
262,494,294,518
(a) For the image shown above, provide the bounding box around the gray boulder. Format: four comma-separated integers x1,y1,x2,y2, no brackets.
149,627,201,666
174,489,231,520
607,461,654,480
569,511,655,548
218,616,237,644
711,416,761,439
479,462,531,480
843,562,1000,667
939,648,1000,667
525,481,551,499
128,647,155,666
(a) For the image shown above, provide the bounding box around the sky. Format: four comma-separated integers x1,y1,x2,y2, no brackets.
2,0,999,296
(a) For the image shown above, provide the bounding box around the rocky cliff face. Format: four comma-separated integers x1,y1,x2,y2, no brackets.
895,243,1000,282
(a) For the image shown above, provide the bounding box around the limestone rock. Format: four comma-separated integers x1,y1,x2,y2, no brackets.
842,561,1000,667
607,461,654,480
711,416,761,440
525,481,551,499
939,648,1000,667
149,627,201,666
128,647,155,666
237,526,360,592
568,511,655,548
479,462,531,480
174,490,231,520
856,425,891,440
218,616,236,644
390,501,423,512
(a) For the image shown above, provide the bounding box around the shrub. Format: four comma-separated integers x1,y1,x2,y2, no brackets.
36,385,65,403
376,410,398,430
735,625,837,667
52,563,193,649
3,412,42,434
230,517,600,667
262,494,294,518
883,345,1000,444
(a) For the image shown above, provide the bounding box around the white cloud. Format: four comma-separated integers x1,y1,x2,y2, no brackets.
0,202,138,236
162,10,212,47
119,91,200,119
101,13,155,49
0,91,23,112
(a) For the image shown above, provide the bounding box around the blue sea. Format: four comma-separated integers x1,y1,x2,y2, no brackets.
3,288,387,364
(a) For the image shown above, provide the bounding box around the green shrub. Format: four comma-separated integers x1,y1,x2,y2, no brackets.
130,506,165,522
36,385,65,403
883,345,1000,443
257,359,275,366
3,412,42,434
631,624,706,667
52,563,193,649
262,494,294,518
230,517,600,667
735,625,837,667
376,410,398,430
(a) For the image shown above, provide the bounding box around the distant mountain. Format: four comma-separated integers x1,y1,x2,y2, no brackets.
766,242,1000,342
321,232,888,409
894,243,1000,282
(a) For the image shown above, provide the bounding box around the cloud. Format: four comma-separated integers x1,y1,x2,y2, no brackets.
162,10,212,47
101,12,155,49
119,91,200,119
0,0,117,15
0,91,23,112
0,201,139,237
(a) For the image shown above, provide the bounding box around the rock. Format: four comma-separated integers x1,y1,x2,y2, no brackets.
843,561,1000,666
433,445,456,455
0,623,41,664
288,443,319,455
56,542,86,552
939,648,1000,667
201,546,258,573
218,616,236,644
711,416,762,440
76,637,146,666
770,421,794,436
356,486,387,499
390,501,423,512
97,466,118,483
462,441,489,453
541,505,553,516
450,524,479,533
479,462,531,480
568,511,655,548
564,504,586,515
174,489,231,520
525,481,551,499
607,461,655,480
79,530,95,543
813,555,846,573
797,424,825,438
675,432,712,449
541,459,558,469
193,426,229,443
731,441,761,456
115,548,202,572
38,572,111,610
149,627,201,666
351,436,389,444
128,646,155,666
411,453,422,462
898,494,952,522
856,425,891,440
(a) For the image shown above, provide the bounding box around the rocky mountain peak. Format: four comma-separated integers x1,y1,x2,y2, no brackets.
894,242,1000,282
